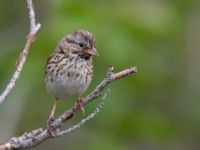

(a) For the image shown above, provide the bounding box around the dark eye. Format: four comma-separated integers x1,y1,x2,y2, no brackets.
78,43,84,48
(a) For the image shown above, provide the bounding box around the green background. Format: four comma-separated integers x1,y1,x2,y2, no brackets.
0,0,200,149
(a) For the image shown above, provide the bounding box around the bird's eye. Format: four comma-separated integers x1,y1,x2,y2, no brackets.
78,43,84,48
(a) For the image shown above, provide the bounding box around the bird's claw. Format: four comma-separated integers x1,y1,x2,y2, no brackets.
73,98,85,114
47,117,59,136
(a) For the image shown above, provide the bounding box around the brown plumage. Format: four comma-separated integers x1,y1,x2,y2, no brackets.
45,29,98,120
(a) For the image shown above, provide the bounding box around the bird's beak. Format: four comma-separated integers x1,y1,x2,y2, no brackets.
85,48,99,56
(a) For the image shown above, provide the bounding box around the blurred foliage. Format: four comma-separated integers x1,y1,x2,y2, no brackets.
0,0,200,150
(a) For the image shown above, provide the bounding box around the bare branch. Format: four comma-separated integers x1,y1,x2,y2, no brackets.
0,1,138,150
50,66,137,129
0,0,41,104
55,89,110,137
0,66,137,150
27,0,41,35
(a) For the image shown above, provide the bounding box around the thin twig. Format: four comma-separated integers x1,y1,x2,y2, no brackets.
50,66,137,129
0,66,137,150
0,0,41,104
0,1,138,150
56,89,110,137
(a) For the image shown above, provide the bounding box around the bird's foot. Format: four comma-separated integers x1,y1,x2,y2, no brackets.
47,116,59,136
73,98,85,114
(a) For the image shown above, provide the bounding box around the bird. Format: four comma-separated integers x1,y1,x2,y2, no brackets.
45,29,98,123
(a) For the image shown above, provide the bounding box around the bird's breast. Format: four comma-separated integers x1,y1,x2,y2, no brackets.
45,58,93,100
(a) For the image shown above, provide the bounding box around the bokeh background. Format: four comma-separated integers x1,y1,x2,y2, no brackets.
0,0,200,149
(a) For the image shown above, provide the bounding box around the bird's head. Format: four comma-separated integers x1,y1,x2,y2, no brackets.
59,29,98,60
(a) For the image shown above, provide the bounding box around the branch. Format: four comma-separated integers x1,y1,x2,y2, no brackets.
55,89,110,137
0,0,41,104
0,66,137,150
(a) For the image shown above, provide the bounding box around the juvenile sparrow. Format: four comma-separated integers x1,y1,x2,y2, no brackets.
45,29,98,121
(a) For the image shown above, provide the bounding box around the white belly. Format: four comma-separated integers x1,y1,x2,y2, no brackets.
45,55,93,100
46,72,91,100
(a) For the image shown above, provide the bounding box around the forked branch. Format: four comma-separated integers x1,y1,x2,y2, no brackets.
0,1,137,150
0,66,137,150
0,0,41,104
